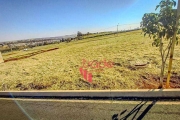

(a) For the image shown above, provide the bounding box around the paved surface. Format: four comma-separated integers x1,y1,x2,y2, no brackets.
0,98,180,120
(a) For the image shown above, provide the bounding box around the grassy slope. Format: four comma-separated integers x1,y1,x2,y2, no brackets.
0,30,180,90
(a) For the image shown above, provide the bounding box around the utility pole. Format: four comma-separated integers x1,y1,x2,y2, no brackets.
166,0,180,88
117,23,119,36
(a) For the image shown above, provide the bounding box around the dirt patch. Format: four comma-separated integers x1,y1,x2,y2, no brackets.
113,62,122,67
15,82,53,90
4,47,59,62
137,73,180,89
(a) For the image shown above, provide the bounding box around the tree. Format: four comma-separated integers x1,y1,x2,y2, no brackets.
66,38,72,43
141,0,179,88
61,38,65,42
77,31,82,36
77,31,83,40
166,0,180,88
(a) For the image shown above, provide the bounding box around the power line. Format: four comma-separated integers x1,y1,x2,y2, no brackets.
89,23,140,33
118,23,140,26
90,25,117,33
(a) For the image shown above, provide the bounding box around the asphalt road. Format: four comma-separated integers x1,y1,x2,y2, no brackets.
0,98,180,120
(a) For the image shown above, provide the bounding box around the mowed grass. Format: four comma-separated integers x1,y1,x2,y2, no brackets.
1,30,180,90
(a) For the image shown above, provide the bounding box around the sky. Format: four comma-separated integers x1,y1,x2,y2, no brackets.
0,0,178,41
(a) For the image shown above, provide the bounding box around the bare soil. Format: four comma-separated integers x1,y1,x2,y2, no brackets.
4,47,59,62
137,73,180,89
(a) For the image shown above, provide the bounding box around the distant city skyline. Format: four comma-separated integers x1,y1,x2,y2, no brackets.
0,0,177,41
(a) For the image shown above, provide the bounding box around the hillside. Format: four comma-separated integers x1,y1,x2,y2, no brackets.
0,30,180,90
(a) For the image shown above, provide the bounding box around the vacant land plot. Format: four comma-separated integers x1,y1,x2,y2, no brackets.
0,30,180,90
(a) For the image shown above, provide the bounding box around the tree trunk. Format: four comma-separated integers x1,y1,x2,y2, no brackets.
159,36,164,89
166,0,180,88
166,36,176,88
159,62,165,88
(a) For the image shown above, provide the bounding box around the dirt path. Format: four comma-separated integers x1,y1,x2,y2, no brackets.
4,48,59,62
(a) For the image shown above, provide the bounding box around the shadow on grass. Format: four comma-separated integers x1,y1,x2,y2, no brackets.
112,100,157,120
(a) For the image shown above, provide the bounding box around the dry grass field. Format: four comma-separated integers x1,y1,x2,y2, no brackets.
0,30,180,90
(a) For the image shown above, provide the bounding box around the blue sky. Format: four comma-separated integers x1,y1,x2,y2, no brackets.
0,0,177,41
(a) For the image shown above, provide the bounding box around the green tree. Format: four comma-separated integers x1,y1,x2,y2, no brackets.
141,0,180,88
77,31,83,40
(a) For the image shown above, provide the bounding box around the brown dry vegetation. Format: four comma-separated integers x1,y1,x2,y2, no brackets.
0,30,180,90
